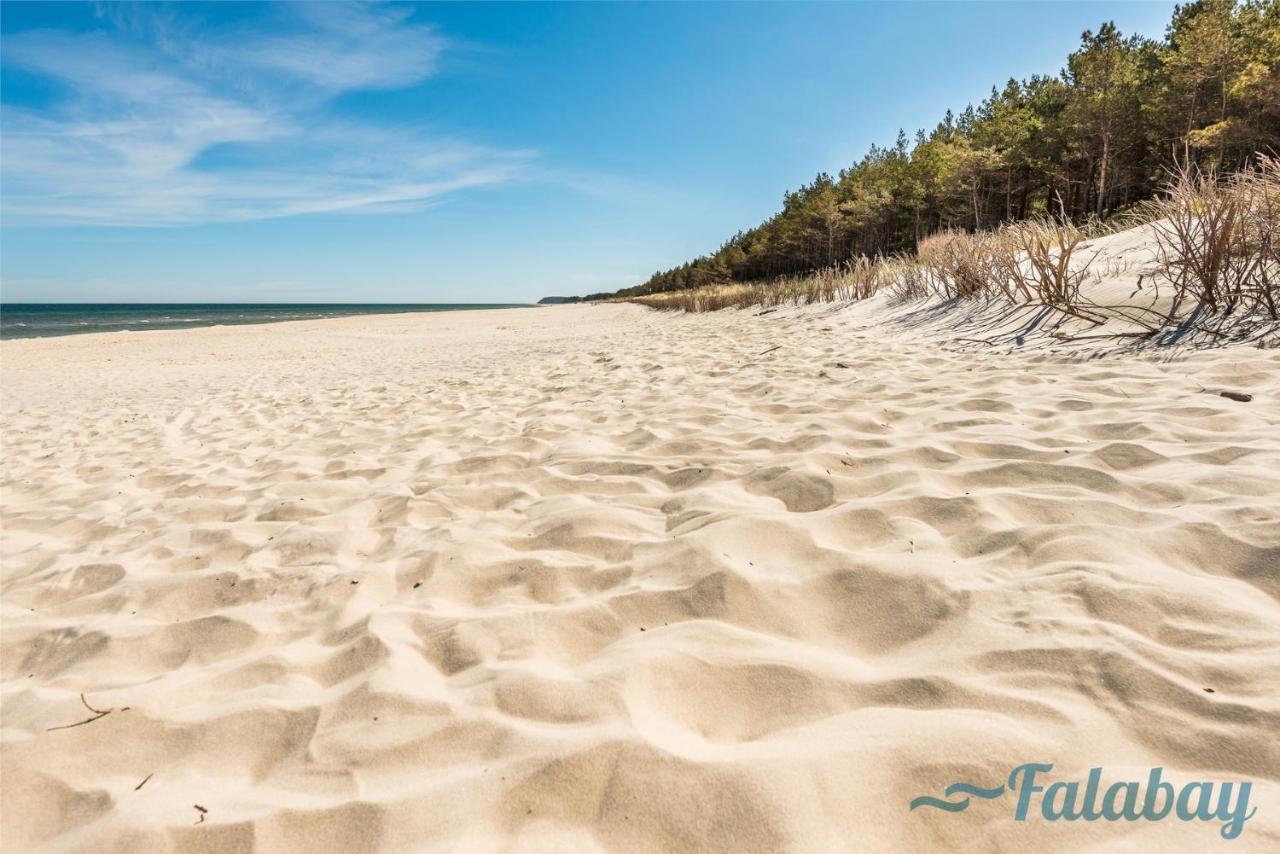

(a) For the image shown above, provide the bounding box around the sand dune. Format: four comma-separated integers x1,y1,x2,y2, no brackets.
3,283,1280,850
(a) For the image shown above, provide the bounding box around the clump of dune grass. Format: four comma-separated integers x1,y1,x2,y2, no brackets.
629,256,886,312
1145,157,1280,319
880,253,932,305
996,217,1096,309
628,282,768,312
915,230,1006,301
842,255,882,301
1238,153,1280,319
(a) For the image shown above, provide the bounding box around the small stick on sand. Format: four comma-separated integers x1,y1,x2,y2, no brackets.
47,693,126,732
194,804,208,824
134,773,154,791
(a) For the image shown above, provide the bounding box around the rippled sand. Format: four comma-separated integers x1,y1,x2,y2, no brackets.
3,293,1279,851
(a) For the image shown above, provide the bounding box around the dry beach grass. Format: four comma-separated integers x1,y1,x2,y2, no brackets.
2,228,1280,850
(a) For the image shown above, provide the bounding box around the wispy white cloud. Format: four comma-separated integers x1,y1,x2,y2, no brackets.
1,3,528,226
224,3,447,92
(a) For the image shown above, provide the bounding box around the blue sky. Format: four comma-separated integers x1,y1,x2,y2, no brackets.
1,1,1179,303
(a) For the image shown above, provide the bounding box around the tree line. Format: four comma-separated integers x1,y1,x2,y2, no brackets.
610,0,1279,299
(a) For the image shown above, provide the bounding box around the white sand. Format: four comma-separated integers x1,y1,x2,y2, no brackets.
3,276,1280,850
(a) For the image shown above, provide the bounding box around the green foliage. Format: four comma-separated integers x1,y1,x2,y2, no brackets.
613,1,1280,300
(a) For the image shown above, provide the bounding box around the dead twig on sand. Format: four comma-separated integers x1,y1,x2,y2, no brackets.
134,773,155,791
47,693,130,732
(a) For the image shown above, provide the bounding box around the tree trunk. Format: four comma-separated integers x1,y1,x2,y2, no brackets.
1083,156,1096,221
1005,170,1013,221
1096,132,1110,219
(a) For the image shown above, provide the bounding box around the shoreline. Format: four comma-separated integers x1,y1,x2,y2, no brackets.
0,302,537,342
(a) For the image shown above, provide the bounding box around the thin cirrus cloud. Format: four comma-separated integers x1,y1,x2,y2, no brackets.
219,2,447,92
0,4,529,226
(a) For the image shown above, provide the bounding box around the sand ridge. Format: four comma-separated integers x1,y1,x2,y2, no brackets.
2,301,1279,851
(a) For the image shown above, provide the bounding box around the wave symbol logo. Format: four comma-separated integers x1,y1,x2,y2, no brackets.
909,782,1006,813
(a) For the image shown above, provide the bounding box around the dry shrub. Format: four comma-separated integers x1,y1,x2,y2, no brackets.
1147,158,1280,318
880,253,932,304
1240,153,1280,318
916,230,1004,300
997,218,1094,308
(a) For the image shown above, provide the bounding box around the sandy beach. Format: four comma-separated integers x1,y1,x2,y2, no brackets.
3,296,1280,852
